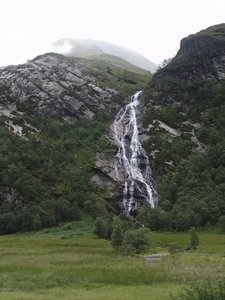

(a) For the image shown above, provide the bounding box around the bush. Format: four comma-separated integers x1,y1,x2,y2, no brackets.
33,214,42,231
0,212,18,234
218,215,225,232
93,217,112,239
123,227,150,254
110,218,151,255
171,278,225,300
111,224,124,251
168,242,183,254
137,204,172,231
118,244,136,256
189,227,199,249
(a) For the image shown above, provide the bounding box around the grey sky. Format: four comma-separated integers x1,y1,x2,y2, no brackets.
0,0,224,67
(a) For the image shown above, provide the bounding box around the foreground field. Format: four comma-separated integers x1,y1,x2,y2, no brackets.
0,221,224,300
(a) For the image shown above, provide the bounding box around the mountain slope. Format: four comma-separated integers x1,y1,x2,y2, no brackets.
1,24,225,234
0,51,152,234
80,53,149,74
141,23,225,230
52,38,157,73
0,52,151,120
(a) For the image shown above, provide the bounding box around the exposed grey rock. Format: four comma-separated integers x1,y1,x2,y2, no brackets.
151,27,225,91
0,186,18,204
0,53,120,120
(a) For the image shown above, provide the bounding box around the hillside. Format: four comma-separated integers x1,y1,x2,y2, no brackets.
141,23,225,230
52,38,158,73
0,52,152,234
0,24,225,234
76,54,149,74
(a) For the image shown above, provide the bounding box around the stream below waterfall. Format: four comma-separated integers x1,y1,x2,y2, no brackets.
113,91,158,216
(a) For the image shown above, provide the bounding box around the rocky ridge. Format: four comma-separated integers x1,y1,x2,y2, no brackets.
0,53,122,120
150,23,225,95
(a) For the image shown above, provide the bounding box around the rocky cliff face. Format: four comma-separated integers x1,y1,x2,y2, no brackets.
141,23,225,168
0,53,122,120
150,24,225,96
142,23,225,178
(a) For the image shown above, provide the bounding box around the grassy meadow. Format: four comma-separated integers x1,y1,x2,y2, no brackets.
0,218,224,300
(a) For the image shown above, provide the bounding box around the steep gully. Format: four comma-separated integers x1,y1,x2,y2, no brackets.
113,91,158,216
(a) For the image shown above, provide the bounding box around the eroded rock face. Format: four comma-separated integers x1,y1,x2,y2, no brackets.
150,25,225,93
0,53,121,120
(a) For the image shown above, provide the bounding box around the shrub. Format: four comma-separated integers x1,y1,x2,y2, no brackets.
218,215,225,232
171,278,225,300
123,227,150,254
168,242,183,254
33,214,42,231
93,217,112,239
189,227,199,249
111,224,124,251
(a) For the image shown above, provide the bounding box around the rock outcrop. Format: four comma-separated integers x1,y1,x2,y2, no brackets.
150,23,225,97
142,23,225,178
0,187,18,205
0,53,121,120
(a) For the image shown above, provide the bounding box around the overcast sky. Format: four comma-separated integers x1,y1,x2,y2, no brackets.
0,0,224,67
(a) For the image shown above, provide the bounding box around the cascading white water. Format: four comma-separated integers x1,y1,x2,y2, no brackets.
113,91,158,216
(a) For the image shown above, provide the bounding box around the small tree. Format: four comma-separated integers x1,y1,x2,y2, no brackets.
162,200,173,212
33,214,42,231
168,242,183,254
71,201,81,221
123,227,150,254
93,217,109,239
111,224,124,251
189,227,199,249
219,215,225,232
157,57,173,71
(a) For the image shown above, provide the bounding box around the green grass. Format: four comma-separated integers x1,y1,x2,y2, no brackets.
71,53,150,74
71,55,152,95
0,223,224,300
0,284,180,300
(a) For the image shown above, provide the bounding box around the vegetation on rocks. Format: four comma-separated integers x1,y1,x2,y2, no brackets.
1,24,225,237
0,51,151,234
0,115,113,234
0,24,225,300
141,24,225,232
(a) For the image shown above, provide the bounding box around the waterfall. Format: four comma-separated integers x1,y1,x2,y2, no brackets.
113,91,158,216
